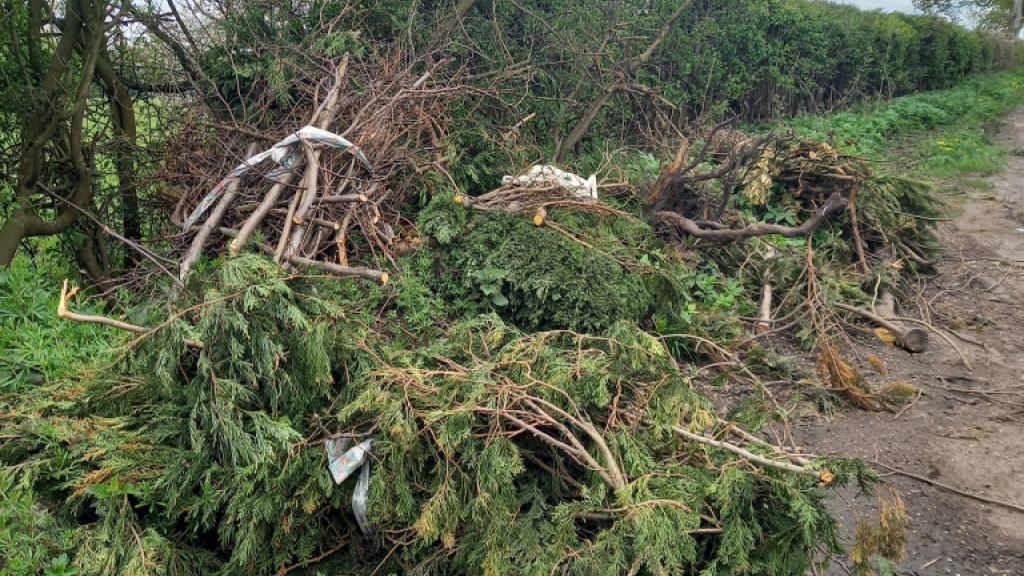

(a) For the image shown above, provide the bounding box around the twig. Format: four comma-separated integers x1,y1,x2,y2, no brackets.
848,185,870,274
282,141,323,260
274,188,302,264
656,192,848,243
275,538,349,576
58,280,204,348
894,389,922,417
945,327,988,350
42,188,177,281
58,280,148,334
180,143,257,284
287,255,388,284
873,460,1024,514
230,173,298,256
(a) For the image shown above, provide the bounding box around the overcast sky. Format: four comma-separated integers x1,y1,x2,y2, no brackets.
834,0,920,14
834,0,986,28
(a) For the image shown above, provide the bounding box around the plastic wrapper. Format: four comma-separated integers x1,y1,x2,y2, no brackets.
325,438,372,485
184,126,372,230
352,458,374,536
502,165,598,199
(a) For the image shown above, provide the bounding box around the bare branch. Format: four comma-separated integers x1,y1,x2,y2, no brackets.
656,192,848,243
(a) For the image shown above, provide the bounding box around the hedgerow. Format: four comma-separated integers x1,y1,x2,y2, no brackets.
442,0,1023,168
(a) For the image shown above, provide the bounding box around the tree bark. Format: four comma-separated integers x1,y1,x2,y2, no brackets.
0,0,105,266
834,302,929,353
656,192,848,244
1014,0,1022,37
0,216,28,266
95,53,141,265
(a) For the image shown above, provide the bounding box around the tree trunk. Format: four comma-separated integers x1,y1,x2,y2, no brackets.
96,53,140,266
74,223,113,285
0,0,105,267
1014,0,1022,37
0,215,28,266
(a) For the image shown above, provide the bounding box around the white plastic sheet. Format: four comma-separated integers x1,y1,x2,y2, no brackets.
183,126,372,230
325,437,373,484
325,437,376,536
502,165,598,200
352,459,374,536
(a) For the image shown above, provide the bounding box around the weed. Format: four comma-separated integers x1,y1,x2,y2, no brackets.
920,128,1005,177
0,257,114,391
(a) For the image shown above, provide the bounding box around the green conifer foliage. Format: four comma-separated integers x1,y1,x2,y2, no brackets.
415,198,672,333
0,254,876,575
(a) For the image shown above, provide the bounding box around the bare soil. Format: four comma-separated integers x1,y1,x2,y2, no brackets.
803,109,1024,575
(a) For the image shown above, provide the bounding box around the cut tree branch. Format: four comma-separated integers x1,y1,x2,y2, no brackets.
58,280,149,334
553,0,693,161
656,192,848,243
833,302,928,353
668,423,833,484
58,279,204,348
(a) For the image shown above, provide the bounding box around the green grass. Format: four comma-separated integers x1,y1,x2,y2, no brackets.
785,69,1024,162
0,472,76,576
919,127,1006,177
0,256,114,391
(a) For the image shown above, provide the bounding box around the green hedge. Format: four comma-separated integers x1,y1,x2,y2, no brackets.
448,0,1022,146
174,0,1023,172
661,0,1022,118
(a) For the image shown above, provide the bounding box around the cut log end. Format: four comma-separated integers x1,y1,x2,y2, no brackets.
379,271,390,286
453,194,466,205
898,328,929,353
532,207,547,226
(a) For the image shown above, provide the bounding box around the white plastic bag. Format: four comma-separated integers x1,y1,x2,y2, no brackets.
324,437,376,535
183,125,371,230
502,165,598,199
325,438,373,485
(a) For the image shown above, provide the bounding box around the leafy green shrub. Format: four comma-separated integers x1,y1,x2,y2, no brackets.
0,263,876,574
416,201,662,332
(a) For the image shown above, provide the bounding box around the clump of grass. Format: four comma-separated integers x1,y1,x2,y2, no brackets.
921,128,1006,177
0,257,114,391
957,177,994,191
785,70,1024,161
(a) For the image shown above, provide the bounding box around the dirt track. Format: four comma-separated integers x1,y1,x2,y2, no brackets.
804,108,1024,575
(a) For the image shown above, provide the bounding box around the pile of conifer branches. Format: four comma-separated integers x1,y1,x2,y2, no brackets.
2,253,883,575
